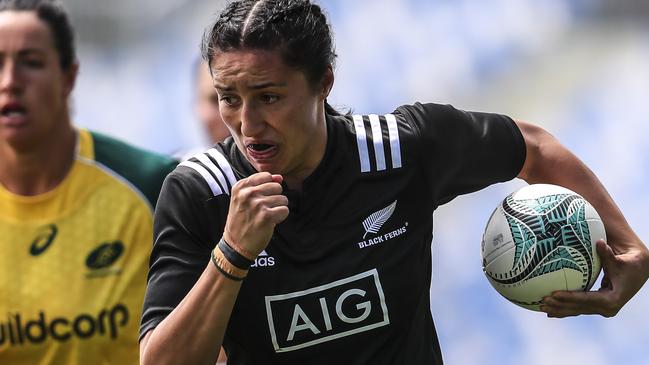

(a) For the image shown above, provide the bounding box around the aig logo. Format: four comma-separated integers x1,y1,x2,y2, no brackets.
264,269,390,353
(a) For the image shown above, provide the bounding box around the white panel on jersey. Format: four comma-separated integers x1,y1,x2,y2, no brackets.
206,149,238,188
384,114,402,169
368,114,386,171
353,115,371,173
193,153,229,194
179,161,223,196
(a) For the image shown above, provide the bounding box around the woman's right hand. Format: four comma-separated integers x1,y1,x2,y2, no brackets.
223,172,289,259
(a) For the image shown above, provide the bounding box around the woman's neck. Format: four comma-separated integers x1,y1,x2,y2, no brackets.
0,123,76,196
283,114,329,192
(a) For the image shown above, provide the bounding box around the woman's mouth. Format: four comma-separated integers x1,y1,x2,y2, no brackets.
246,143,279,161
0,104,27,126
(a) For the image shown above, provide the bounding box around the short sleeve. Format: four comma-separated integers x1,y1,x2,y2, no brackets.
395,102,526,206
139,168,228,340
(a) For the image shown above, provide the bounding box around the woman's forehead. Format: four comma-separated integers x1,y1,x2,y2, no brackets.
210,49,296,86
0,11,54,50
212,49,284,71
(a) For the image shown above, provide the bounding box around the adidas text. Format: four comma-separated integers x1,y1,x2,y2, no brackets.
251,251,275,268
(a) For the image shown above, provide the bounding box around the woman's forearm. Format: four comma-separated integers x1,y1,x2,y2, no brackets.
140,263,242,365
515,120,644,253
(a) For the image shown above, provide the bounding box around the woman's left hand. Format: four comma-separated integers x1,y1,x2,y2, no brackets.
540,240,649,318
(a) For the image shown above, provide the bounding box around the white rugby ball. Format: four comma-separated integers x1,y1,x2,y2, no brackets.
481,184,604,311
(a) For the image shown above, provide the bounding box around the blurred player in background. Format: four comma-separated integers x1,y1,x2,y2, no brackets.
139,0,649,364
0,0,176,363
176,59,231,163
193,56,230,365
195,59,230,144
194,56,231,365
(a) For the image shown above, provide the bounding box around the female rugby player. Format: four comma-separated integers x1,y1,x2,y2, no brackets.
139,1,649,364
0,1,176,363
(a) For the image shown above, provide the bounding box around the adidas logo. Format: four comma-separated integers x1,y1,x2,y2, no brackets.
251,250,275,268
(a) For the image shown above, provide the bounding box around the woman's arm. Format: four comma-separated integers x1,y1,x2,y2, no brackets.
515,120,649,317
140,172,289,365
140,264,241,365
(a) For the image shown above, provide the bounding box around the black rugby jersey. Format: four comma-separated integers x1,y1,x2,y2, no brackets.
140,102,526,364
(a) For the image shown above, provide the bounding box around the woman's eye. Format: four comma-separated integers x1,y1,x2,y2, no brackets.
219,96,238,106
21,59,45,69
261,94,279,104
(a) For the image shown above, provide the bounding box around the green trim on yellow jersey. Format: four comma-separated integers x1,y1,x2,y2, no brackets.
90,130,177,208
0,130,176,222
0,129,177,365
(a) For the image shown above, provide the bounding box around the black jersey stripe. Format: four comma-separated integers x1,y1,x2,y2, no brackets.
363,115,379,172
368,114,387,171
178,160,224,196
352,114,371,172
193,153,230,194
203,153,232,192
203,153,234,192
206,148,239,188
377,115,393,171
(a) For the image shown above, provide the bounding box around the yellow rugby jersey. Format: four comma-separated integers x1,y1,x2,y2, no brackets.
0,129,177,365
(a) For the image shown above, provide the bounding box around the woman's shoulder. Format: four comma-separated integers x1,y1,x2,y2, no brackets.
172,141,242,200
83,129,178,208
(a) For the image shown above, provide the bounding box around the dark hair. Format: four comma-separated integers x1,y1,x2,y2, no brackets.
0,0,77,71
202,0,339,115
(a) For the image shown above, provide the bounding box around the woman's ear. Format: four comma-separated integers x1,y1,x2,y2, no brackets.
320,65,334,101
63,62,79,98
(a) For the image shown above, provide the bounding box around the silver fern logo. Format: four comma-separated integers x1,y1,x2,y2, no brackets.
362,201,397,239
357,201,407,249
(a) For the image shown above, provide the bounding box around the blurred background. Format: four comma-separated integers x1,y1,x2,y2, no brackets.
62,0,649,364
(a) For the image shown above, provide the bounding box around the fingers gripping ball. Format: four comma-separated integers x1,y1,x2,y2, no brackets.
481,184,605,311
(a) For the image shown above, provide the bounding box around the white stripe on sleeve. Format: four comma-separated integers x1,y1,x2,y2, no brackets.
206,149,238,188
193,153,229,194
385,114,402,169
179,161,223,196
353,115,371,173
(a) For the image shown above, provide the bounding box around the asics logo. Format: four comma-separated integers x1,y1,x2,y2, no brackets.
29,224,58,256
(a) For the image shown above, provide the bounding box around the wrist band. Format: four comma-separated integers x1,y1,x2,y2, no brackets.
211,246,248,281
218,238,254,270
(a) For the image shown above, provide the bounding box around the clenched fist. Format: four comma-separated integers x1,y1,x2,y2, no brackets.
223,172,289,259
